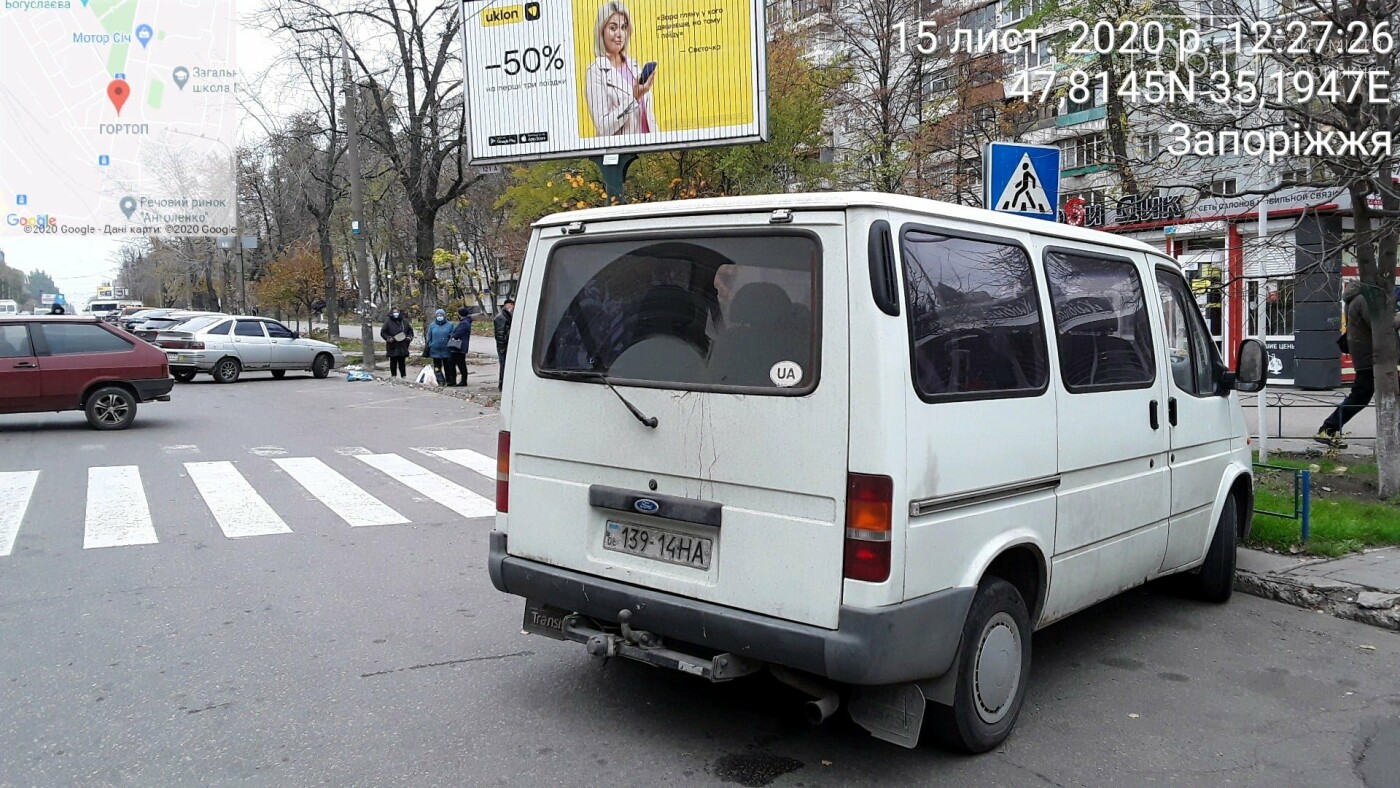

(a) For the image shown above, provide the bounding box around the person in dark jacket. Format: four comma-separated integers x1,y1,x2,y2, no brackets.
426,308,456,385
1316,280,1400,445
448,307,472,387
380,307,414,378
494,299,514,389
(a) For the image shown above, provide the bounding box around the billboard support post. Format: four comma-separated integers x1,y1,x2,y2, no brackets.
593,153,638,203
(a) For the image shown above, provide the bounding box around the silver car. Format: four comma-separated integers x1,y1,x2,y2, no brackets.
154,315,346,383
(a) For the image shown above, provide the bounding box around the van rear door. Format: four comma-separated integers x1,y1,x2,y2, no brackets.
504,213,850,629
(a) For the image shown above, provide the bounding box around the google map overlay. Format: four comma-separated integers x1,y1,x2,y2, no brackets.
0,0,237,238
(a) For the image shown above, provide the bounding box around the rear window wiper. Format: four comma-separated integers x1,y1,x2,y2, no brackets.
552,370,658,429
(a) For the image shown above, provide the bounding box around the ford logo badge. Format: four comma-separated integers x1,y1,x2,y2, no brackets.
634,498,660,514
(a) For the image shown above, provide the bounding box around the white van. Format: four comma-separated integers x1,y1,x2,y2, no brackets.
488,193,1266,752
0,300,17,316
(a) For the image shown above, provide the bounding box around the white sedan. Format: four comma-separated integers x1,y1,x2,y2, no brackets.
154,315,347,383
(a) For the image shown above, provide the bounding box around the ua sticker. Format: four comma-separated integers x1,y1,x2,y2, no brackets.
770,361,802,387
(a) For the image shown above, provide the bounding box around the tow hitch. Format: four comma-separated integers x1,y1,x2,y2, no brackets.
522,600,762,682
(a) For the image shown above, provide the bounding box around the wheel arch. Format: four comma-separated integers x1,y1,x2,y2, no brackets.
960,534,1050,627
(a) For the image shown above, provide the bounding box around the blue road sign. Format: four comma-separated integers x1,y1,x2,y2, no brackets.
983,142,1060,222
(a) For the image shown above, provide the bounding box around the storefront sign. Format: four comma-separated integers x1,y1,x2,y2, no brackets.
1265,339,1296,381
1073,194,1185,228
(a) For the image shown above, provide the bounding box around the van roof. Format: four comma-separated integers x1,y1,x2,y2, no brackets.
534,192,1165,258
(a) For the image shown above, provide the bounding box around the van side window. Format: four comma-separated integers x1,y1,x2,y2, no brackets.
901,229,1049,399
1045,250,1156,391
1156,268,1220,396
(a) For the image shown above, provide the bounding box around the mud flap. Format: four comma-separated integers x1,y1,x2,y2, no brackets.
848,683,926,749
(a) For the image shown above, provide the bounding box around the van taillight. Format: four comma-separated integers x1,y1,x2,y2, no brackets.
843,473,892,583
496,431,510,513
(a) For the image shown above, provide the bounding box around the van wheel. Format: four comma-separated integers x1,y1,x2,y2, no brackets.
1191,497,1237,603
929,578,1032,754
85,386,137,430
212,357,241,384
312,353,333,379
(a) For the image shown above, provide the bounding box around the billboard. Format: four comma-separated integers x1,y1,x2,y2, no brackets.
461,0,768,164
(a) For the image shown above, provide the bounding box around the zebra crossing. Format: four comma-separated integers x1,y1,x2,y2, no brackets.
0,447,498,558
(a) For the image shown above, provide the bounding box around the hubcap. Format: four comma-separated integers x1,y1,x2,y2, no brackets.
95,394,129,424
972,612,1021,725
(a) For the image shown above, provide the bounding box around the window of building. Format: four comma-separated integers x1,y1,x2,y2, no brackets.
1060,134,1108,168
1045,250,1157,391
791,0,832,18
1003,35,1053,71
1247,280,1295,336
1182,236,1227,251
1209,178,1237,196
924,69,952,96
901,229,1049,399
1136,134,1160,159
1000,0,1048,24
37,323,133,355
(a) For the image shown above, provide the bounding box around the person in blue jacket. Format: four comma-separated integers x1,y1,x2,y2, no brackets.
447,307,473,387
425,308,456,385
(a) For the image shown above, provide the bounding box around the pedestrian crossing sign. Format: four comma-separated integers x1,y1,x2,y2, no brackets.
983,142,1060,222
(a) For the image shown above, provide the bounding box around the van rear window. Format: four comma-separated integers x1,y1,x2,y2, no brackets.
535,234,819,392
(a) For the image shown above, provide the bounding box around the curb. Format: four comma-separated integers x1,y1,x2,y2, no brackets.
1235,567,1400,631
342,367,502,409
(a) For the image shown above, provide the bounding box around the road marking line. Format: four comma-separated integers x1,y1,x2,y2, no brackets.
0,471,40,557
185,461,293,538
428,449,497,479
356,453,495,519
274,457,409,527
84,466,158,549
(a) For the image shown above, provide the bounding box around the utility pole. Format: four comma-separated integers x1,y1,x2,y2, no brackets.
342,35,376,371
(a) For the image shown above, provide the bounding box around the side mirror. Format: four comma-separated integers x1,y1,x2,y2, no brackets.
1224,338,1267,393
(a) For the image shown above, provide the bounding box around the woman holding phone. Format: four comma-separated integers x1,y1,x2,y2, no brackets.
583,1,658,136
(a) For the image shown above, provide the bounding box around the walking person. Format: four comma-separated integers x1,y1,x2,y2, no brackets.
494,298,514,389
380,307,414,378
448,307,472,387
426,308,456,385
1315,280,1400,446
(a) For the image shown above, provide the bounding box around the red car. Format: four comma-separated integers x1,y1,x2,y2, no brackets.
0,315,173,430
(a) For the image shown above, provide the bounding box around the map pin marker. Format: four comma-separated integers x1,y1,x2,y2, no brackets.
120,196,137,221
173,66,189,91
135,24,153,49
107,79,130,115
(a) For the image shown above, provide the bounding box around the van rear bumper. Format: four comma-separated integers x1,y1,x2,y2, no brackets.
488,531,973,685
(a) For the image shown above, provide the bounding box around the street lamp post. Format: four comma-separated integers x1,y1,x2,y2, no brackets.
342,35,377,372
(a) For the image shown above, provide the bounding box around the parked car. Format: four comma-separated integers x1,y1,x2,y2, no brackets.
153,315,346,383
489,192,1267,753
0,315,173,430
130,311,223,342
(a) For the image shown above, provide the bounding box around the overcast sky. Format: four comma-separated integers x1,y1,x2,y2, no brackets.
2,17,286,307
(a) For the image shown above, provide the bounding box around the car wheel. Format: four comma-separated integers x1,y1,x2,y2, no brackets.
271,370,286,379
212,357,242,384
1191,496,1237,603
85,386,138,430
312,353,333,379
928,577,1032,753
172,369,197,383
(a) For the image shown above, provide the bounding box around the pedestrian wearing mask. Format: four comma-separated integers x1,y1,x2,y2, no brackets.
426,308,456,385
380,307,413,378
494,298,514,389
448,307,472,387
1315,280,1400,446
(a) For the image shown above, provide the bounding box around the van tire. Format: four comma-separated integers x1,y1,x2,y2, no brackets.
1191,497,1237,603
928,577,1032,753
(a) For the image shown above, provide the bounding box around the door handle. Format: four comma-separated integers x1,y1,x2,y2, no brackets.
1168,397,1178,427
12,361,36,369
1149,400,1160,430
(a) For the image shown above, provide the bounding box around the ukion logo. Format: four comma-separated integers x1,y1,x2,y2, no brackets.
482,4,523,26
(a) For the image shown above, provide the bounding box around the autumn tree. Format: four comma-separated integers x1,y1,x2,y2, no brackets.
256,245,330,332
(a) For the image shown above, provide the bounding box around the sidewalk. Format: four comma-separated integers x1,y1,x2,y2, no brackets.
345,353,504,408
1240,387,1377,458
1237,547,1400,631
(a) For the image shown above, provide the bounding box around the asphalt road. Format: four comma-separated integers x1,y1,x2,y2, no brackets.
2,375,1397,787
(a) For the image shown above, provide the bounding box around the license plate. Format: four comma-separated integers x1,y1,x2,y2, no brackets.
167,353,185,362
604,520,712,570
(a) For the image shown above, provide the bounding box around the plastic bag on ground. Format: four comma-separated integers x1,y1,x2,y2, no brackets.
414,367,439,386
345,371,373,382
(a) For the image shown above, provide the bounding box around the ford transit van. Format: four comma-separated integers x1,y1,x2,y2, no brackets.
488,193,1265,752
